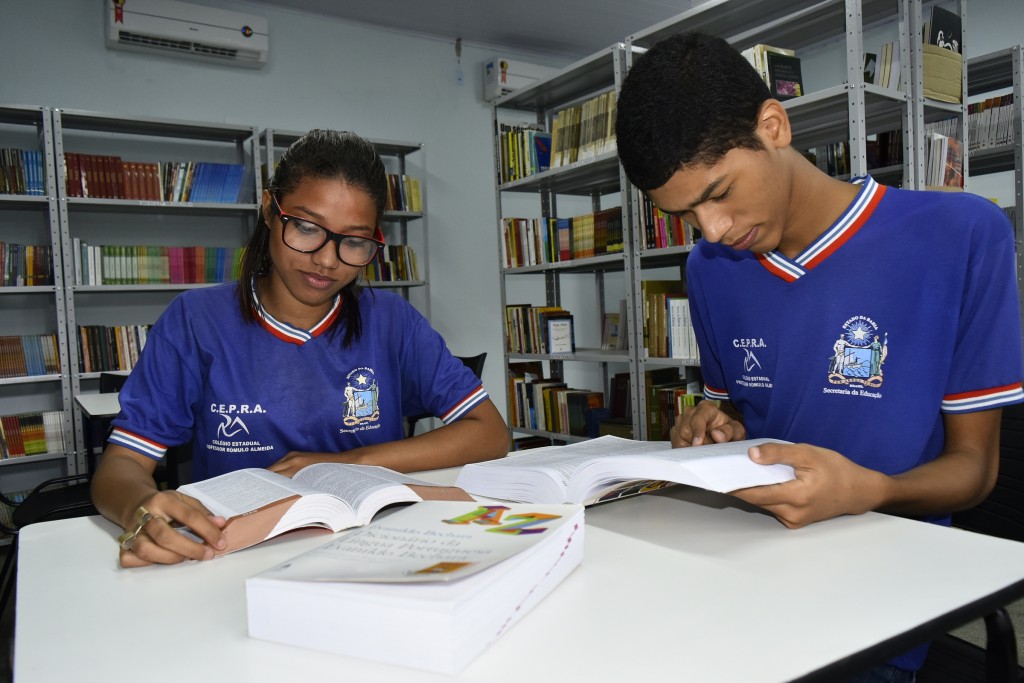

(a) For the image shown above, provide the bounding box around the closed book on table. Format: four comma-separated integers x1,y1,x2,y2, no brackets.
246,500,584,674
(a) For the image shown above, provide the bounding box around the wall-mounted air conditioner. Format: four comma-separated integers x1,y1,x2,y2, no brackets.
105,0,269,68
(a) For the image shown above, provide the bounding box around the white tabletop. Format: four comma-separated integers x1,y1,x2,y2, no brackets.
15,478,1024,682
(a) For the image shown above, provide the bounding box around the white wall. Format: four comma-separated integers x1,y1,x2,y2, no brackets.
0,0,572,419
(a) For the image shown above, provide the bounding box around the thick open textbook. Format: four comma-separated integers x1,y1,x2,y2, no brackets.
177,463,472,555
454,435,796,504
247,500,584,674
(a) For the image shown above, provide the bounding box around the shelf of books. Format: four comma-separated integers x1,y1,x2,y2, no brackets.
53,108,262,472
261,129,430,320
899,1,966,191
495,43,661,446
0,105,76,510
967,44,1024,331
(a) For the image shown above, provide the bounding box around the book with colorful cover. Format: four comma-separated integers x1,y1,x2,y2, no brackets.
246,500,584,674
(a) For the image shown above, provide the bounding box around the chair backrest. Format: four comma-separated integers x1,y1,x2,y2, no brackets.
163,441,194,489
458,353,487,380
952,402,1024,542
99,371,129,394
405,353,487,438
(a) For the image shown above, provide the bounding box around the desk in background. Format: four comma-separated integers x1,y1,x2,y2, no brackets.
15,479,1024,682
74,393,121,421
73,392,121,471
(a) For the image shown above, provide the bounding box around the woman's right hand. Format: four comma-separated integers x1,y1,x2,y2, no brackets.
116,489,228,568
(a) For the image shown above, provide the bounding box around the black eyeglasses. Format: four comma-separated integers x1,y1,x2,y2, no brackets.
271,194,384,267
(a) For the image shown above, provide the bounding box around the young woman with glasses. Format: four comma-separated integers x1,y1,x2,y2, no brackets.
91,129,509,567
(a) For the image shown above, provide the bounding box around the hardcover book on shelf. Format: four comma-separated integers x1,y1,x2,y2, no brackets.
545,314,574,355
175,463,473,555
246,500,584,674
454,435,795,505
742,44,794,89
928,5,962,53
863,52,878,84
765,51,804,100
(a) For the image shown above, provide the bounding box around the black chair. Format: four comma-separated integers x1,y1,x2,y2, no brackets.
0,474,96,617
917,402,1024,682
405,353,487,438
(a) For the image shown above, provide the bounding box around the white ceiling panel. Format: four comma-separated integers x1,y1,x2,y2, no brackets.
245,0,699,58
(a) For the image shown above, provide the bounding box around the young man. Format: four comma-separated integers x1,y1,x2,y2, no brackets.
616,32,1022,678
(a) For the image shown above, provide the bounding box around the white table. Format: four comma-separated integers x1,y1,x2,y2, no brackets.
14,479,1024,682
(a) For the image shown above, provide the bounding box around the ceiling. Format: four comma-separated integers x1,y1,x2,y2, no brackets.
244,0,698,59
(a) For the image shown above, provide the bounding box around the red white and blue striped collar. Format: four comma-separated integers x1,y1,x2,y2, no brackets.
758,175,886,282
251,278,342,345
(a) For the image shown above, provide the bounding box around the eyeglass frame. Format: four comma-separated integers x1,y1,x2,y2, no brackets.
269,193,385,267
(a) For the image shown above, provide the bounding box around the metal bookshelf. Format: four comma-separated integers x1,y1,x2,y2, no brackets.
52,108,262,472
0,105,76,497
967,44,1024,340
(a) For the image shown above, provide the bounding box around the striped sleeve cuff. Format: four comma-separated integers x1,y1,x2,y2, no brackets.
942,382,1024,413
107,428,166,461
703,384,730,402
440,386,489,424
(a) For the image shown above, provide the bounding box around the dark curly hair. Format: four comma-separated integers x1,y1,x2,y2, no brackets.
616,32,771,191
237,129,387,347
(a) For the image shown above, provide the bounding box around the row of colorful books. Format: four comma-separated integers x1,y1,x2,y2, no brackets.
923,118,964,188
384,173,422,213
636,192,699,250
77,324,151,374
607,369,704,440
0,148,46,196
365,245,420,282
803,141,852,178
495,123,550,184
969,94,1016,150
803,129,905,178
507,362,606,437
72,240,245,286
0,334,60,379
0,242,55,287
864,40,902,90
500,207,624,268
641,281,700,360
64,153,248,203
504,305,575,356
551,90,617,168
0,410,66,459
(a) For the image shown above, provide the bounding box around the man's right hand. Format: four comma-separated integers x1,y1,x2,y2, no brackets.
670,400,746,448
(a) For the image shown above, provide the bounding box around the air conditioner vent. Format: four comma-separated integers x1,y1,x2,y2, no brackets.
106,0,268,68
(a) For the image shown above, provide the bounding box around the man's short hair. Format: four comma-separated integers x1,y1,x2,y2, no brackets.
615,32,772,191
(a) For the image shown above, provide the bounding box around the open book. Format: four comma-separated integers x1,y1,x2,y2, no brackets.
247,500,584,674
177,463,472,555
454,435,795,505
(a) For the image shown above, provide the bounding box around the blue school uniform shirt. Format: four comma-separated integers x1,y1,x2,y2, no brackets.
687,176,1023,671
109,281,488,480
